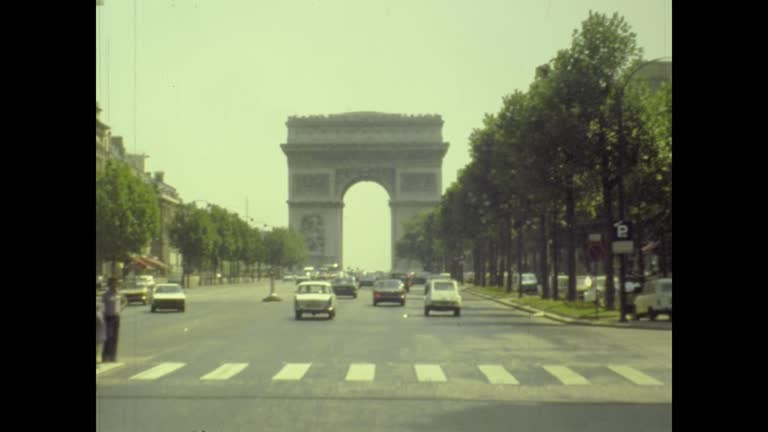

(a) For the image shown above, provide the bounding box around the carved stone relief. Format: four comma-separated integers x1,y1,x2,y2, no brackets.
300,214,325,255
400,173,437,195
292,174,330,198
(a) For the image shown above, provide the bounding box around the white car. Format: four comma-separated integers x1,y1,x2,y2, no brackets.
633,278,672,321
294,281,337,320
424,279,462,317
151,283,186,312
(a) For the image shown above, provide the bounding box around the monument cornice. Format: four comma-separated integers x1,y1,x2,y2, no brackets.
287,200,344,208
286,112,443,127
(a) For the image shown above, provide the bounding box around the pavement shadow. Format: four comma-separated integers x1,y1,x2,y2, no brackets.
402,401,671,432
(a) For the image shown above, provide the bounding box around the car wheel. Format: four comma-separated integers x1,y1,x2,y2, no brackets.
295,311,302,320
632,311,640,321
373,301,377,307
180,304,185,312
401,300,405,306
353,294,357,299
668,312,672,322
648,307,657,321
151,306,156,313
424,307,429,316
454,308,461,317
329,311,335,320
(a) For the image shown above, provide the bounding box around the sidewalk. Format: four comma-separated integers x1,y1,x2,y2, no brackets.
462,285,672,331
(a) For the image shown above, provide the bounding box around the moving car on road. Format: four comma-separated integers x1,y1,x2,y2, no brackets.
151,284,186,312
424,279,462,316
359,274,377,287
372,279,406,306
294,281,337,320
633,278,672,321
331,277,358,298
123,280,152,305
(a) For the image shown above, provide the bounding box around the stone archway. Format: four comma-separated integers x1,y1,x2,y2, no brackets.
281,112,449,272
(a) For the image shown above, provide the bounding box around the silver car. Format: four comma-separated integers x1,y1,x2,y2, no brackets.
294,282,337,320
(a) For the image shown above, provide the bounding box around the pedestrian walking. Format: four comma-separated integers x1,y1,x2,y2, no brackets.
96,304,106,363
101,277,125,362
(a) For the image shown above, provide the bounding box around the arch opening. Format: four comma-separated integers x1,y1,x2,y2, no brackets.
342,181,391,273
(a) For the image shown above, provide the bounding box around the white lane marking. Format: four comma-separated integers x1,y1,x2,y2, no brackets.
542,365,591,385
414,364,447,382
345,363,376,382
272,363,312,381
478,365,520,385
200,363,249,381
129,362,186,380
608,365,664,386
96,363,124,376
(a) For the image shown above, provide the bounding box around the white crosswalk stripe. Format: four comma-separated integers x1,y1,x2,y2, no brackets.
272,363,312,381
477,365,519,385
130,362,186,380
414,364,447,382
346,363,376,381
97,361,666,386
607,365,664,386
96,363,124,376
201,363,249,381
542,365,591,385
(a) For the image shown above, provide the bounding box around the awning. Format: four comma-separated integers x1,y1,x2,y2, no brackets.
141,256,168,270
641,241,661,253
125,255,167,271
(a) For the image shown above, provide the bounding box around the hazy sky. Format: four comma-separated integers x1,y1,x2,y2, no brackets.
96,0,671,272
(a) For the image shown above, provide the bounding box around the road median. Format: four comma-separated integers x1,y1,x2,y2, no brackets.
462,285,671,330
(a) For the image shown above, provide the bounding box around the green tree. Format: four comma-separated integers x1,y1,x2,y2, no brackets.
263,227,307,300
169,203,216,286
96,160,161,276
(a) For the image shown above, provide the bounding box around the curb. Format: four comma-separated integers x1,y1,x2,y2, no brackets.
463,287,671,331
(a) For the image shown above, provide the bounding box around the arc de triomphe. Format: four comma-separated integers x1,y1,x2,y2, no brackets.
281,112,449,272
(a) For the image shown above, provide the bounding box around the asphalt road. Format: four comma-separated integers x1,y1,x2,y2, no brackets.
96,280,672,432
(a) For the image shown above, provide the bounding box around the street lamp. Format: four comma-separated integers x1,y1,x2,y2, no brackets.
616,57,671,322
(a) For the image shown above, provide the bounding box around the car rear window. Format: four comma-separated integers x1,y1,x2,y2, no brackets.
155,285,181,293
433,282,455,291
298,285,329,294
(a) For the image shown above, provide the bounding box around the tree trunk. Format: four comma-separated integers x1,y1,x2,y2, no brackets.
636,224,646,285
601,151,617,309
488,240,499,286
552,209,560,301
505,218,514,293
540,212,549,299
566,177,577,302
517,221,524,298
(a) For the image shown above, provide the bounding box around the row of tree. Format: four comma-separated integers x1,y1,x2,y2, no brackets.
396,11,671,309
96,158,308,283
168,203,308,283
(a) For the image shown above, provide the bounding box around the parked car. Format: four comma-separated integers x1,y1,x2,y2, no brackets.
123,280,152,305
411,272,430,286
294,281,337,320
151,284,186,312
331,277,358,298
513,273,538,295
424,279,462,316
372,279,406,306
632,278,672,321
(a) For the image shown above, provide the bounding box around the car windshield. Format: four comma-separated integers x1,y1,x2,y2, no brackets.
154,285,181,294
522,274,537,283
433,282,455,291
332,279,353,285
297,285,329,294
